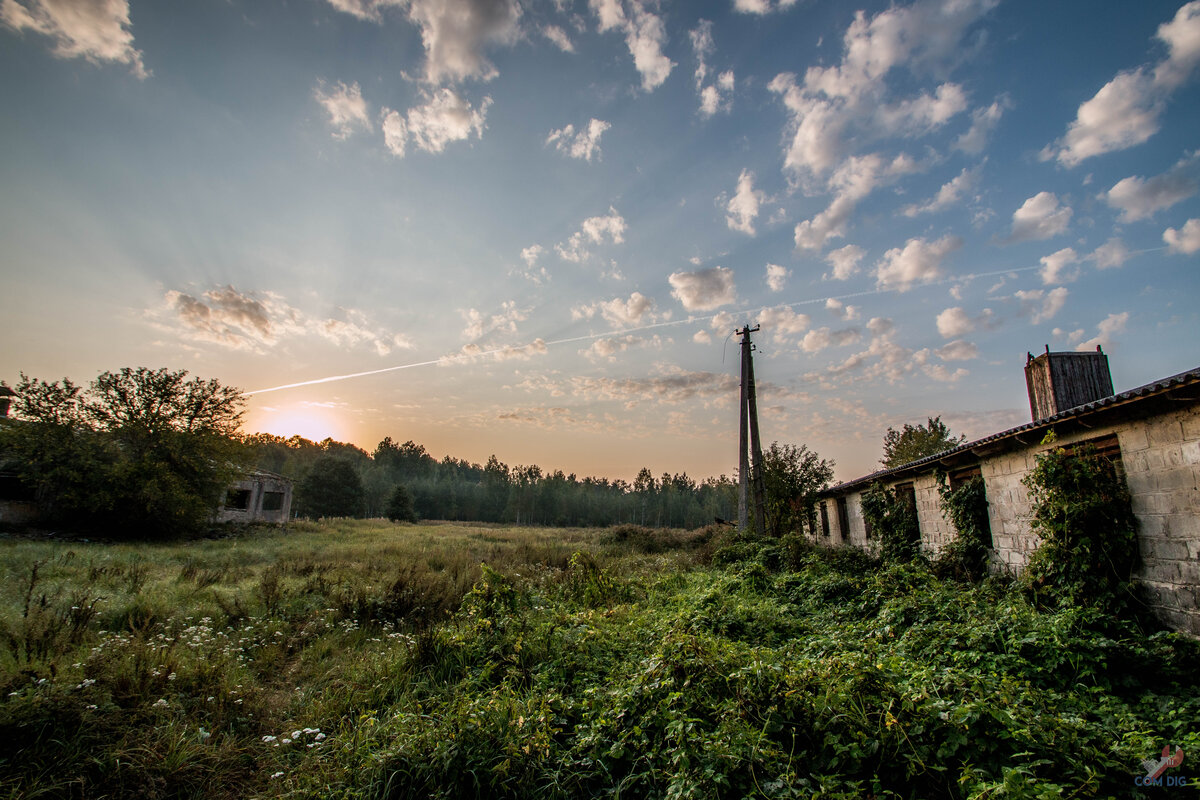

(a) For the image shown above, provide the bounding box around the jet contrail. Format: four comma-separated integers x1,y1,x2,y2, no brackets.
239,259,1101,396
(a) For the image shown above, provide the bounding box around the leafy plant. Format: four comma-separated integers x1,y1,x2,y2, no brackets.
861,483,921,562
934,474,992,582
1021,438,1138,613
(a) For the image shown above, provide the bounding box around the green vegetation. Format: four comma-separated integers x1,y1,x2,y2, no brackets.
0,368,244,538
935,475,992,582
2,522,1195,799
880,416,966,469
1021,438,1139,614
861,483,921,563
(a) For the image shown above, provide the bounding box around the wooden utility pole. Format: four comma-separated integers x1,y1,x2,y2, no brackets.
736,325,767,537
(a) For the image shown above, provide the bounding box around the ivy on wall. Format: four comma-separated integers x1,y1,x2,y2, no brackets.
861,483,920,563
1021,434,1138,613
935,474,991,582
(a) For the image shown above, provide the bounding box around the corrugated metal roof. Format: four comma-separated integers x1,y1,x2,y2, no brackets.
822,365,1200,495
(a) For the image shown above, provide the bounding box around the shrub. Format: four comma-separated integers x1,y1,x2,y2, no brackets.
934,474,991,582
386,483,418,523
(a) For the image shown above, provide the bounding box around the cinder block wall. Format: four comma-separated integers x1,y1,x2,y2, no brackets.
979,407,1200,635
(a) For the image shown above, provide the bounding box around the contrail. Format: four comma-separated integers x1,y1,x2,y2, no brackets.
239,259,1099,396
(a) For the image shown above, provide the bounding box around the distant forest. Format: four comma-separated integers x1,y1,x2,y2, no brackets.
246,434,739,528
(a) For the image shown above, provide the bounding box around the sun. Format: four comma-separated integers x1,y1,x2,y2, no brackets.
245,402,348,444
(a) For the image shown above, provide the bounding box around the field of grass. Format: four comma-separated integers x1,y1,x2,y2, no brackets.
1,521,1197,799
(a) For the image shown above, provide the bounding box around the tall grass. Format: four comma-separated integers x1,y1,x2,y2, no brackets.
0,522,1195,798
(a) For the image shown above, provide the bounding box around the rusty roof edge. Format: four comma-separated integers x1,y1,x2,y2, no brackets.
820,365,1200,496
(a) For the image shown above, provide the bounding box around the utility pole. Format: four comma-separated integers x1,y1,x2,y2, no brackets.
736,325,767,537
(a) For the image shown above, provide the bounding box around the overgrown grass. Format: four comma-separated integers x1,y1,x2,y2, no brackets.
0,522,1195,798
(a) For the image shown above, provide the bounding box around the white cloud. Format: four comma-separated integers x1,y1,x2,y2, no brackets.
1104,154,1199,221
460,300,528,341
542,24,574,52
453,338,548,363
1,0,147,77
799,326,861,353
590,0,674,91
314,81,372,139
1164,218,1200,253
733,0,798,13
1051,2,1200,165
766,263,789,292
1008,191,1072,242
874,234,962,291
1089,238,1130,269
1015,287,1069,324
572,291,656,328
935,339,978,361
725,169,764,235
875,82,968,136
521,244,543,267
954,96,1008,153
1076,312,1129,351
825,244,865,281
768,0,997,178
556,208,627,262
693,329,712,344
582,334,659,362
156,285,411,355
668,266,736,311
936,307,972,338
794,153,916,249
404,0,521,84
546,118,611,161
382,89,491,156
756,306,810,339
690,20,734,115
825,298,859,321
902,164,981,217
1039,247,1080,285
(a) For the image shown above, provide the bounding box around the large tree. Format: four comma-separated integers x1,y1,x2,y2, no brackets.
1,368,245,536
297,456,365,518
880,416,965,468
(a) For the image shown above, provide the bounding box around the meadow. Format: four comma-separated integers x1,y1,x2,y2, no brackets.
0,521,1197,799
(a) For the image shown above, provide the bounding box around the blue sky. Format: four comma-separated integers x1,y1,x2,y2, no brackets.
2,0,1198,483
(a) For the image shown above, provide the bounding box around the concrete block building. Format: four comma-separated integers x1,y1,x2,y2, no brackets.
817,349,1200,635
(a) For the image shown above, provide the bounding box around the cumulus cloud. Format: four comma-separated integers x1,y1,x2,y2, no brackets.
453,338,548,363
1015,287,1069,324
581,334,661,362
1164,218,1200,253
766,263,789,292
155,285,412,355
935,306,995,339
546,118,611,161
825,298,860,321
1039,247,1080,285
902,164,981,217
1104,154,1199,221
1076,312,1129,351
669,266,736,311
1089,238,1131,269
874,234,962,291
405,0,521,83
314,80,372,139
734,0,799,13
767,0,995,178
1050,2,1200,166
1008,191,1072,243
589,0,674,91
460,300,528,341
794,153,916,250
382,89,491,156
825,244,865,281
2,0,148,77
799,326,861,353
556,207,626,262
572,291,657,328
935,339,979,361
756,306,810,340
954,96,1009,153
725,170,764,235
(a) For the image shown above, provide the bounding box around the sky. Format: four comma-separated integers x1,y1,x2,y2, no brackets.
1,0,1198,484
